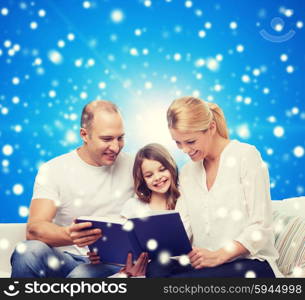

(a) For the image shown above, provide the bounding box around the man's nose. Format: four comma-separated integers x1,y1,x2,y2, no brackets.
109,140,120,153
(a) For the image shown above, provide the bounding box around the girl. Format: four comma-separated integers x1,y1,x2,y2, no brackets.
121,143,180,218
147,96,282,278
71,143,181,277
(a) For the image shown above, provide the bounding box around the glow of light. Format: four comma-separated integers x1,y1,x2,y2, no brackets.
286,65,294,73
30,22,38,30
205,22,212,29
38,9,46,17
19,206,29,217
147,239,158,250
98,82,106,89
83,1,91,9
12,77,20,85
230,21,238,29
13,184,24,195
174,53,182,61
144,0,152,7
245,271,256,278
48,50,63,64
110,9,124,23
293,146,304,158
206,58,219,71
67,33,75,41
273,126,284,138
241,74,250,83
236,124,250,139
185,1,193,8
1,8,9,15
198,30,206,38
2,145,13,156
296,21,303,29
236,44,244,52
195,58,205,67
49,90,56,98
65,130,78,144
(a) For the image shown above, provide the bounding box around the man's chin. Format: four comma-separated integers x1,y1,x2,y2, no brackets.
101,156,117,165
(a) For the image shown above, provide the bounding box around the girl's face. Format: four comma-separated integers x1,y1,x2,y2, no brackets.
141,159,172,195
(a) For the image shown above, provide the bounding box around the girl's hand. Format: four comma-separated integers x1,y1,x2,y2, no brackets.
87,251,101,264
120,252,148,277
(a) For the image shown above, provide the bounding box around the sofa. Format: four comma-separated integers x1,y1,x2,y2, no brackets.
0,197,304,278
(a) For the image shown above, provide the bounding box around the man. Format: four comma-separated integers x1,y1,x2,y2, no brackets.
11,100,134,277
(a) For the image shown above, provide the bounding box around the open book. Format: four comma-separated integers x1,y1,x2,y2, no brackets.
76,211,192,266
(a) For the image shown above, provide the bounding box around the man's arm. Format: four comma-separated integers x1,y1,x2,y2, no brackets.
26,198,72,246
27,198,102,247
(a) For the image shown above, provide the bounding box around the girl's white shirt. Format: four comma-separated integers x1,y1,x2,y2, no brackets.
176,139,283,277
120,196,153,219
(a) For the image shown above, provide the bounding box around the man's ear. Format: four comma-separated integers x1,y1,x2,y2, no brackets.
80,128,89,143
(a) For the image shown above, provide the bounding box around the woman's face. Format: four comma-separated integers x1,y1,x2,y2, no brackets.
141,159,172,195
169,128,212,161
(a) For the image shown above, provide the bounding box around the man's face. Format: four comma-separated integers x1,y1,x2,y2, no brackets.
82,111,125,166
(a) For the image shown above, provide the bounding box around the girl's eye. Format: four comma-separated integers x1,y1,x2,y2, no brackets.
145,174,152,178
160,167,166,172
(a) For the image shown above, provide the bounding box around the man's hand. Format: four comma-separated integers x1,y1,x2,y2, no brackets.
68,221,102,247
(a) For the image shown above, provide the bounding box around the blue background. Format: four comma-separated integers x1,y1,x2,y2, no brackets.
0,0,304,222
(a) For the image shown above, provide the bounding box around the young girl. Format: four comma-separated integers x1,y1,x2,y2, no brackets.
121,143,180,218
70,143,181,277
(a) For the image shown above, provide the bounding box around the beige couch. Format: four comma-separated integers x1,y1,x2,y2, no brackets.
0,197,304,278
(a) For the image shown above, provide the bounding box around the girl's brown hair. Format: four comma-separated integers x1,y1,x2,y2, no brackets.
133,143,180,210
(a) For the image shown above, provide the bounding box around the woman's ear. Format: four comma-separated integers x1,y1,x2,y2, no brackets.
209,120,217,136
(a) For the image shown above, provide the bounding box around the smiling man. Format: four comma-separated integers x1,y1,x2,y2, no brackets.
11,100,134,278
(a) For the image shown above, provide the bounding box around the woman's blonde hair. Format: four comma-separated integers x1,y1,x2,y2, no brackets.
133,143,180,210
167,96,229,139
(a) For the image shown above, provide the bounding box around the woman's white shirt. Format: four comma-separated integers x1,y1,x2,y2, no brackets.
177,139,282,277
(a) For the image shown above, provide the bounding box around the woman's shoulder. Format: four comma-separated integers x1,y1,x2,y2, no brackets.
229,139,260,156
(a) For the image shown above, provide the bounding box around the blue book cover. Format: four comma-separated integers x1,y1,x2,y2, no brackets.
77,212,191,265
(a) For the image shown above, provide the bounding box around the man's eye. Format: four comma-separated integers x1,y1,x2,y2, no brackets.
187,141,195,144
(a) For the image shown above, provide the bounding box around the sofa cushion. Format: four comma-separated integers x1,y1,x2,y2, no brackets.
273,211,305,277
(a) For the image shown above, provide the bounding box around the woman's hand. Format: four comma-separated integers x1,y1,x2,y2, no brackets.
120,252,149,277
188,247,225,269
87,251,101,264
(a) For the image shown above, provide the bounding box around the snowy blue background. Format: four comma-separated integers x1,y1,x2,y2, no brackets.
0,0,304,222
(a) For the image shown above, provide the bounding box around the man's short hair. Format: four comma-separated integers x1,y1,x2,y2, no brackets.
80,100,119,131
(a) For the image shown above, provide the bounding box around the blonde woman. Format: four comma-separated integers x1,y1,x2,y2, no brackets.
147,96,282,278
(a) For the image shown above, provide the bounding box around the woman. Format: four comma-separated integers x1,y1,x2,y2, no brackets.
147,96,282,277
